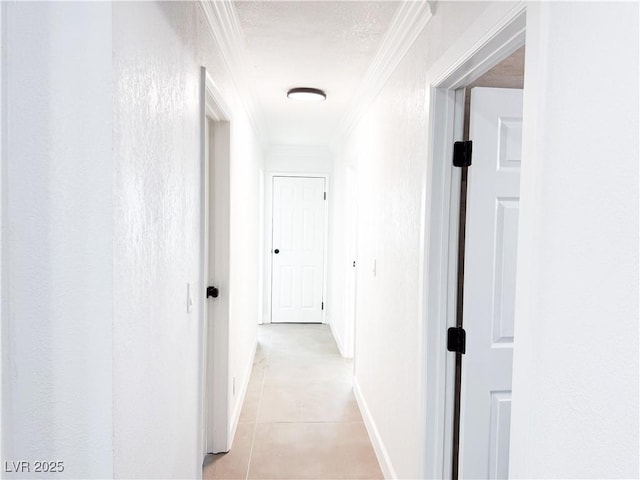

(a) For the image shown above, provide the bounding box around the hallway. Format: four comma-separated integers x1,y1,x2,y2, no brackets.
204,325,382,480
2,2,638,478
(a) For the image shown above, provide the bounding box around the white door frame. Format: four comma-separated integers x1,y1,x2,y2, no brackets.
343,164,358,359
199,67,232,462
419,5,526,478
264,172,329,324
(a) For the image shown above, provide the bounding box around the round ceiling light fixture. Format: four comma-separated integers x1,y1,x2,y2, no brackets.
287,87,326,102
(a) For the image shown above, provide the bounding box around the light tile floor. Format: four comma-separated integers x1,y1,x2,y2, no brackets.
203,324,383,480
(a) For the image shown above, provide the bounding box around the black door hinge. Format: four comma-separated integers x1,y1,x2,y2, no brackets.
324,192,327,200
447,327,466,354
206,286,219,298
453,141,472,167
321,301,324,310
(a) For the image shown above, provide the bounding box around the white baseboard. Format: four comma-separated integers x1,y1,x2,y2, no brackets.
353,378,397,479
329,319,348,358
228,338,257,447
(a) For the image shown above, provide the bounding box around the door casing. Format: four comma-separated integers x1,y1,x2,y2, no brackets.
0,2,5,461
419,6,526,479
263,172,329,325
343,164,358,359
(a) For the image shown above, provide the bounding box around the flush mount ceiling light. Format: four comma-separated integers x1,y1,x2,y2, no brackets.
287,87,326,102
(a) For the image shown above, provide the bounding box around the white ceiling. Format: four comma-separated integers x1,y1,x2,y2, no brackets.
233,1,401,146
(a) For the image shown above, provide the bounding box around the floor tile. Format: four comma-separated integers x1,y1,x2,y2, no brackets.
204,324,383,480
265,354,353,382
248,422,383,480
239,367,265,423
257,378,362,423
203,422,255,480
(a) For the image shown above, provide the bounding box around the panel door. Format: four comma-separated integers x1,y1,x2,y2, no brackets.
460,87,523,479
271,176,326,323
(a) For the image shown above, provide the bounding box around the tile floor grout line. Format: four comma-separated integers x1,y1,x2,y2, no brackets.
253,420,365,424
207,325,382,479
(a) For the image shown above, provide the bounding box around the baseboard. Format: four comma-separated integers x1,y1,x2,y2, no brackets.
353,378,397,479
329,320,348,358
228,338,257,447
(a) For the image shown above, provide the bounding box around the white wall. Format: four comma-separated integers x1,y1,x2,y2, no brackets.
339,2,501,477
2,2,262,478
265,144,333,173
2,3,114,477
510,3,639,478
340,1,638,479
113,2,262,477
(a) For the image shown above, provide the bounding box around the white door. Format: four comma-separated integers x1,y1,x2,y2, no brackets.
459,87,523,479
204,116,215,454
201,74,231,456
204,115,230,455
271,176,326,323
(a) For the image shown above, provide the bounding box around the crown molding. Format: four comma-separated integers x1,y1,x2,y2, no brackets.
199,0,267,145
332,0,435,147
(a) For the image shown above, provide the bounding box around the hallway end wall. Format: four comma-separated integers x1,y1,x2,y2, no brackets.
261,145,335,327
113,2,262,477
261,145,352,361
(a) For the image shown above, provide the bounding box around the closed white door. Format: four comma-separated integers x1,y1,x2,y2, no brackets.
271,176,326,323
460,87,523,479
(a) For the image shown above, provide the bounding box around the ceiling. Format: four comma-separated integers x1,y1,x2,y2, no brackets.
233,1,401,147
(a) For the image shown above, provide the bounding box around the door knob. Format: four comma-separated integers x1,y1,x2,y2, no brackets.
206,286,219,298
274,249,280,254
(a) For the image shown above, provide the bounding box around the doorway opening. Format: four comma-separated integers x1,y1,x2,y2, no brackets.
453,67,525,480
422,7,526,480
199,67,232,464
266,173,329,325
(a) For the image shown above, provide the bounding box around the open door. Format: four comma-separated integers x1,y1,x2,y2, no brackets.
200,68,231,459
458,87,523,479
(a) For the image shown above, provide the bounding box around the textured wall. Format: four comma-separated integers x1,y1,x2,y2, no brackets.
2,3,114,477
340,2,499,477
341,1,638,478
510,3,639,478
113,2,262,477
265,145,333,173
2,2,262,478
350,58,428,479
